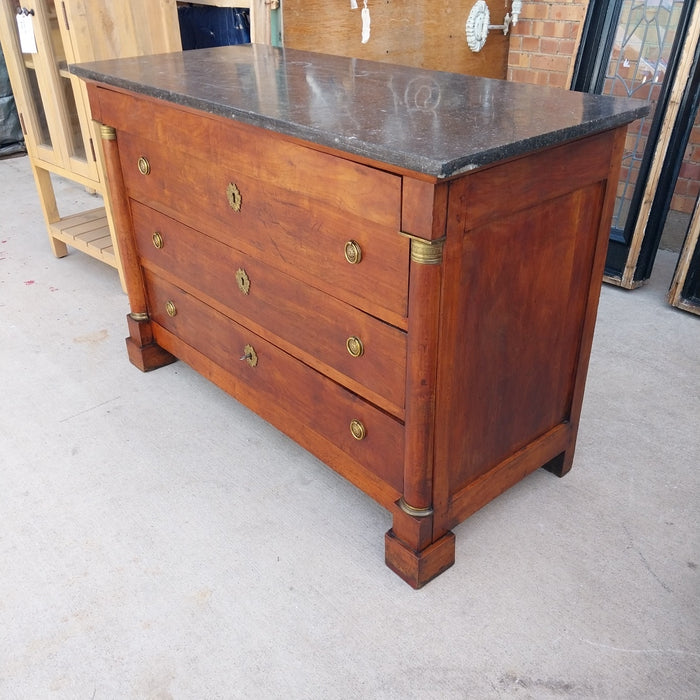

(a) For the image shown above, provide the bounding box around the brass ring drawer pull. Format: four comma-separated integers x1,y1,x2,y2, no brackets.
226,182,242,212
350,419,366,440
152,231,164,249
235,268,250,295
240,343,258,367
346,336,364,357
137,156,151,175
165,300,177,317
344,240,362,265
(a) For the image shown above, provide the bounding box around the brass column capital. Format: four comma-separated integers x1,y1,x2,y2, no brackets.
400,231,445,265
99,124,116,141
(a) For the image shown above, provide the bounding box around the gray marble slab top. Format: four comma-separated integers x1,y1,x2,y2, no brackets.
71,44,648,179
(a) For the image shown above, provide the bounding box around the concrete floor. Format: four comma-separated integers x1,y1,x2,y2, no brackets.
0,153,698,699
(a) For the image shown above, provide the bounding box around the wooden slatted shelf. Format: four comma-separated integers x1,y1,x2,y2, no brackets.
47,206,115,266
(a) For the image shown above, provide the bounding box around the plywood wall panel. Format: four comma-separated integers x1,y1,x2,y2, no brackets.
282,0,510,78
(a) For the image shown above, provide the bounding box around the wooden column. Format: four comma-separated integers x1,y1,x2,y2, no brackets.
99,124,175,372
385,234,455,589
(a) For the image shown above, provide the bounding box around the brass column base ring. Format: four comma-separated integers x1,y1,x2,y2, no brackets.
399,497,433,518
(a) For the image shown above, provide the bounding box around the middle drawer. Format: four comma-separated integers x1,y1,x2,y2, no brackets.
132,200,407,418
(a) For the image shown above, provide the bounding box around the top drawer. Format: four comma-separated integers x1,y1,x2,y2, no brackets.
95,87,409,325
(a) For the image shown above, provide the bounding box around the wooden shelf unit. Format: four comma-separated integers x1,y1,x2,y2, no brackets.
0,0,183,286
1,2,273,284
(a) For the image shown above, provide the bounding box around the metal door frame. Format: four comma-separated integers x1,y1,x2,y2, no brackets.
572,0,699,288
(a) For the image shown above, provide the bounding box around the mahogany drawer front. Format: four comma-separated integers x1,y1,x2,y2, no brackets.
144,270,405,493
116,129,409,325
131,201,407,416
97,86,400,227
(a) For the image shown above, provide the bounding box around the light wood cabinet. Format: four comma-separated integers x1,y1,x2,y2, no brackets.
0,1,181,284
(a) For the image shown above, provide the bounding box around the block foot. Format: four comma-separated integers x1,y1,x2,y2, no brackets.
542,450,573,478
125,313,176,372
385,529,455,589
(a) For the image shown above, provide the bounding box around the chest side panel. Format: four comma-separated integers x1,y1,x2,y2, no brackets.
435,131,617,522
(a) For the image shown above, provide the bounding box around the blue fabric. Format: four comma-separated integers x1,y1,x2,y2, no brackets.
178,6,251,50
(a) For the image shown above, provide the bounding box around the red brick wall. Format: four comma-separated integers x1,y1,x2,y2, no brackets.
507,0,589,88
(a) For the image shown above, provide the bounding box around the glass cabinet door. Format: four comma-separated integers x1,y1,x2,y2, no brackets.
0,0,97,180
0,1,54,157
45,0,90,164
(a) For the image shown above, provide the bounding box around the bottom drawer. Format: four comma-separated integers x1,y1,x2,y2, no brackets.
144,270,405,496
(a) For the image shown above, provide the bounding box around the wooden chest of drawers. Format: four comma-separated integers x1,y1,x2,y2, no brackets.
73,46,646,587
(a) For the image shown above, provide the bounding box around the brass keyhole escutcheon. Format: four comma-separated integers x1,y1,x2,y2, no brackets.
165,300,177,317
235,268,250,295
240,343,258,367
152,231,164,249
344,240,362,265
226,182,242,212
137,156,151,175
346,336,364,357
350,419,366,440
